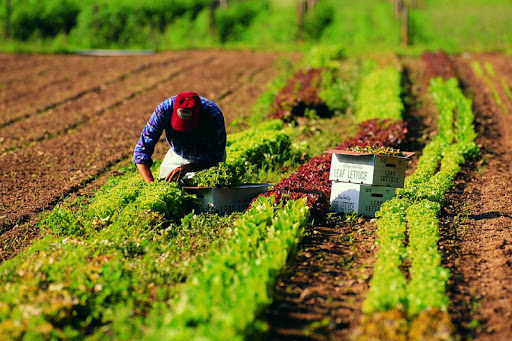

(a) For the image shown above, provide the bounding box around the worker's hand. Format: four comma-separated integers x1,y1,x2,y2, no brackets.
165,166,185,183
164,162,201,183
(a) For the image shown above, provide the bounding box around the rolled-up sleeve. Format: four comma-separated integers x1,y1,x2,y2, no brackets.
133,103,167,166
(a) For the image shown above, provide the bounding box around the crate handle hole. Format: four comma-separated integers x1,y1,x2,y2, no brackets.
371,193,384,198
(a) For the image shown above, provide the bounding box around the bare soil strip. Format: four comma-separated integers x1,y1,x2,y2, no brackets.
0,50,296,260
264,218,377,341
220,63,278,129
2,51,276,149
0,52,174,87
440,54,512,341
217,64,277,126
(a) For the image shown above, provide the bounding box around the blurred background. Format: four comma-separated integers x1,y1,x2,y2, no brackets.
0,0,510,54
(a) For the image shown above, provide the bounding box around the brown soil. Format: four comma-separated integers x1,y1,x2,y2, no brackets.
264,217,377,341
0,54,86,84
441,53,512,340
0,49,300,262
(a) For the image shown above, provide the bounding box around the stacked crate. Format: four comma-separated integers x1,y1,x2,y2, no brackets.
327,149,413,217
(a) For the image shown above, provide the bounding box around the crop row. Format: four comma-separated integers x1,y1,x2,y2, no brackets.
1,193,309,340
471,60,511,114
0,118,302,339
355,67,403,123
0,180,189,339
269,67,327,121
43,119,293,234
147,196,309,340
359,76,478,338
190,119,294,187
263,47,362,126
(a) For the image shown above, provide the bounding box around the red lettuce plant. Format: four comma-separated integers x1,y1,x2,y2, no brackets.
336,119,408,150
421,51,457,80
256,119,408,217
269,68,330,122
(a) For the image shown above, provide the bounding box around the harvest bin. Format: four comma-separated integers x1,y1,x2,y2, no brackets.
182,184,270,215
330,182,396,216
327,149,414,188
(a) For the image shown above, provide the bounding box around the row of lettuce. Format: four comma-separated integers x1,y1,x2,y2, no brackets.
471,59,512,115
357,77,478,339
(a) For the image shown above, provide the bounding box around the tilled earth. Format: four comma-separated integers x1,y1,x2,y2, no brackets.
1,50,511,340
442,53,512,340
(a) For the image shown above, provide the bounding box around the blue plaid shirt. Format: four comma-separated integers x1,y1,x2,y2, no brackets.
134,96,226,168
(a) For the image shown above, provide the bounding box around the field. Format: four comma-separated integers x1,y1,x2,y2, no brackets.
0,49,300,258
1,48,511,340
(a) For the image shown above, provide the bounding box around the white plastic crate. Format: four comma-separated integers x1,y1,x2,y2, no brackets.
328,149,413,188
182,184,270,215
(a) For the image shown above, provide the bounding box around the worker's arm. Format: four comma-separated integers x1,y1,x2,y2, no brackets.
136,163,155,184
133,100,170,181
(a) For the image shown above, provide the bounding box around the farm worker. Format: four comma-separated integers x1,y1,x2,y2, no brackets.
133,91,226,183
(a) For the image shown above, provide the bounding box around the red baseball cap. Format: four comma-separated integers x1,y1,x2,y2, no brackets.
172,92,202,132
